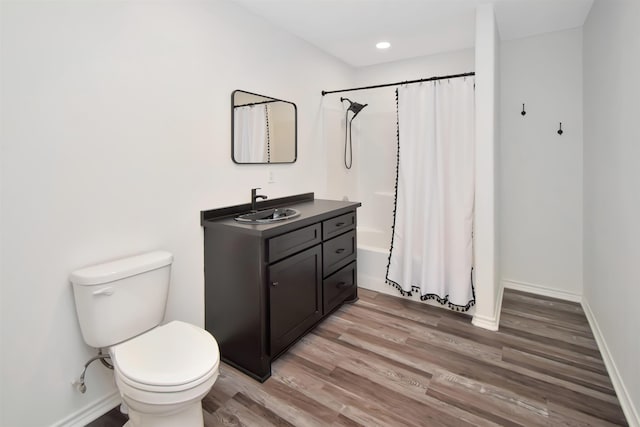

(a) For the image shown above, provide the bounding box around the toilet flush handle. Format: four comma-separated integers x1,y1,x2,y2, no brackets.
93,287,114,296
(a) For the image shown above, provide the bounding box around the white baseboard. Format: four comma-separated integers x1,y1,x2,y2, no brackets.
502,279,582,303
581,297,639,427
471,314,499,331
471,282,504,331
358,274,391,295
51,391,121,427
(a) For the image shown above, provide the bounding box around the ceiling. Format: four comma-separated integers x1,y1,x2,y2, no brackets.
233,0,594,67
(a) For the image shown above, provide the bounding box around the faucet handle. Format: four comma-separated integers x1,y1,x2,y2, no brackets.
250,188,266,211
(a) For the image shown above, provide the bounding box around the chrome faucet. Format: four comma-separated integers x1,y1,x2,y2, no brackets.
251,188,267,211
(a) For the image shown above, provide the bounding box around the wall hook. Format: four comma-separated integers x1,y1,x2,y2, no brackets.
521,103,526,116
557,122,563,135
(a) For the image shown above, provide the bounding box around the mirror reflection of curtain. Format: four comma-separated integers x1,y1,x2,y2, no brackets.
234,105,269,163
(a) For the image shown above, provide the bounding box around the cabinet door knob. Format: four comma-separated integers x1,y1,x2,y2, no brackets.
271,281,279,287
335,248,345,254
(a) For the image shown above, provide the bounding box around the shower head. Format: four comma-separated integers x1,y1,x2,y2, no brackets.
341,97,368,119
339,97,367,170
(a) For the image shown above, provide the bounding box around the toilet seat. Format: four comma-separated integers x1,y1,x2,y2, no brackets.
111,320,220,393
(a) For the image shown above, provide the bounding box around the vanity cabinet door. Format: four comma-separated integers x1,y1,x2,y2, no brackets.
268,244,322,357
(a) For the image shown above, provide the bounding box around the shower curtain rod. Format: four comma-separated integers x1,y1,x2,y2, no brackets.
321,71,475,96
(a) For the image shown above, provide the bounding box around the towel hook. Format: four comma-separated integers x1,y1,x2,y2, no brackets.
521,103,526,116
557,122,563,135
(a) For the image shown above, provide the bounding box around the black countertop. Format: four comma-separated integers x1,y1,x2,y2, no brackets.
201,193,361,238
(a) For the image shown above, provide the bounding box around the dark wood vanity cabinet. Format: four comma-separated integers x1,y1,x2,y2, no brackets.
268,244,322,357
201,195,360,381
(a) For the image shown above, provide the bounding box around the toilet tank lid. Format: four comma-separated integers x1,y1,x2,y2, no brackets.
70,251,173,286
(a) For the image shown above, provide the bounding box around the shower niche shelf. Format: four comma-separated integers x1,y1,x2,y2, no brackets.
201,193,361,381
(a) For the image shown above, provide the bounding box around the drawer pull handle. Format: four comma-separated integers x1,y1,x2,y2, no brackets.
271,281,279,287
335,248,345,254
337,281,350,289
336,222,345,227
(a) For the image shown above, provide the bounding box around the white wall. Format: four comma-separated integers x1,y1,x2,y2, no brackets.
472,4,501,331
493,10,502,327
500,28,583,299
0,1,353,425
583,0,640,423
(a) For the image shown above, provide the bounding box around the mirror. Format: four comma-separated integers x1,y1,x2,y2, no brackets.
232,90,297,164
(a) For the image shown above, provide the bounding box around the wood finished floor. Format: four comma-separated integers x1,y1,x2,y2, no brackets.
90,289,628,426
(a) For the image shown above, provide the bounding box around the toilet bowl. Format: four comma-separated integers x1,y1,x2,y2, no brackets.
111,321,219,427
70,251,220,427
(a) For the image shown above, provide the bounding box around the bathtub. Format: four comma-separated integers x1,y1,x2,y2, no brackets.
356,190,396,295
357,226,475,315
357,227,393,294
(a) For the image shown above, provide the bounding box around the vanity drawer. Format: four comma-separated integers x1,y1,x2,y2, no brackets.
268,223,322,264
323,230,356,277
323,262,356,314
322,211,356,240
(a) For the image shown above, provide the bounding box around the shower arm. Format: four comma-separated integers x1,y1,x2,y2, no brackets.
340,97,368,118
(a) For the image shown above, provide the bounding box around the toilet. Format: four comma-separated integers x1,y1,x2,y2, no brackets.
70,251,219,427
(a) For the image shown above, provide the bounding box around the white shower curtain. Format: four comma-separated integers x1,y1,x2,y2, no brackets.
386,78,475,311
234,105,269,163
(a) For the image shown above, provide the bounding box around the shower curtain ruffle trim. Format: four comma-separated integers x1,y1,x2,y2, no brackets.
385,278,476,312
384,88,402,290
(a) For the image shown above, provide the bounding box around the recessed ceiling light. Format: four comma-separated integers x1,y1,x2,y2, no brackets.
376,41,391,50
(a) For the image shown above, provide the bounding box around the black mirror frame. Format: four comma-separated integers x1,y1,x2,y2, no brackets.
231,89,298,165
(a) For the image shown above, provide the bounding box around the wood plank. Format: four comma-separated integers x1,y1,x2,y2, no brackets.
427,370,549,427
356,295,443,326
547,401,629,427
329,366,482,427
500,312,599,349
406,336,626,424
501,347,616,395
335,352,432,401
278,352,427,426
231,392,295,427
442,318,608,376
213,395,279,427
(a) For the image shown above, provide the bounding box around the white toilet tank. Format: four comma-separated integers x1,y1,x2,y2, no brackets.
70,251,173,349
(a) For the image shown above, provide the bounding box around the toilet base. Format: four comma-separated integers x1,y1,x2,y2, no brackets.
123,401,204,427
